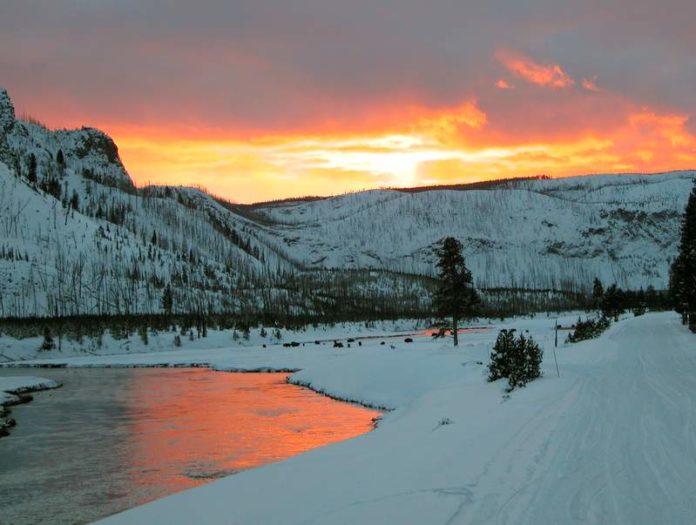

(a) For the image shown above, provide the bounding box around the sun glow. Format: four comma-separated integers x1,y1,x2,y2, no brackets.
92,81,696,203
112,101,696,203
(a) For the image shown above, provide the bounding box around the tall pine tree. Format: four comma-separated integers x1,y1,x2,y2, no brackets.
27,153,37,184
592,277,604,310
433,237,480,346
670,178,696,330
601,284,624,321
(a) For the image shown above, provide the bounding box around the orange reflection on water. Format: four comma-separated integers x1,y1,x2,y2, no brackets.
124,370,380,503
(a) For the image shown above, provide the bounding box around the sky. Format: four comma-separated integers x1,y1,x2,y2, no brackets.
2,0,696,203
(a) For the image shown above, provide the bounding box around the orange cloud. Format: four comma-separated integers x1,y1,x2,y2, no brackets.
581,76,602,92
498,51,575,88
113,100,696,202
413,101,487,143
495,79,514,89
56,85,696,203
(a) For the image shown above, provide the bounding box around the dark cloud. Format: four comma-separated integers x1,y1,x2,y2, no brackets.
1,0,695,135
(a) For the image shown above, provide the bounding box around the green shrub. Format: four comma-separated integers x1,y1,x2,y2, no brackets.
39,327,56,351
566,316,610,343
632,305,646,317
488,329,515,381
488,330,543,392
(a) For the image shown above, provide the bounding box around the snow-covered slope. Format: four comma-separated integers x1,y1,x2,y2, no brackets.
0,89,292,317
0,87,692,318
250,172,692,291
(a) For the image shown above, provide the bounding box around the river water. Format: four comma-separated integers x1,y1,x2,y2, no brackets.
0,368,380,524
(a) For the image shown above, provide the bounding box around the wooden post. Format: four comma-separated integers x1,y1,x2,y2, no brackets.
553,319,560,378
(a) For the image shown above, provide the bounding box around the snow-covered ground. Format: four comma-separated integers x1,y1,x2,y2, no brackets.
0,318,435,363
4,311,694,524
0,376,60,405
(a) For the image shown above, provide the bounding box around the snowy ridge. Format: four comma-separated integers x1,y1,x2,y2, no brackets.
0,89,131,190
0,87,693,317
251,172,693,289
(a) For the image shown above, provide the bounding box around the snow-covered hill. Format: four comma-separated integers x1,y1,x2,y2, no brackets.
0,87,692,318
249,172,692,291
0,88,291,318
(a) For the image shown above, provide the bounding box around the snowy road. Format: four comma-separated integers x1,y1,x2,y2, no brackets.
487,314,696,524
55,313,696,524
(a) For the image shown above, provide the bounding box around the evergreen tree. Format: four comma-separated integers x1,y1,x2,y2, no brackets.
40,174,61,200
56,149,65,168
161,284,174,315
506,334,529,391
488,329,515,381
592,278,604,310
70,190,80,211
488,330,543,391
27,153,37,184
433,237,480,346
670,178,696,330
40,327,55,351
601,284,624,321
138,325,149,346
524,335,543,382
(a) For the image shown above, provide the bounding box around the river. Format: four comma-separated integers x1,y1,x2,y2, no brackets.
0,367,380,524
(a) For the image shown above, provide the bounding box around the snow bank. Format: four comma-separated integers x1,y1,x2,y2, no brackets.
0,375,61,435
5,312,690,524
0,376,60,404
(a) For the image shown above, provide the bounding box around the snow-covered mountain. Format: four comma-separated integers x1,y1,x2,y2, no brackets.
0,88,692,318
250,172,691,291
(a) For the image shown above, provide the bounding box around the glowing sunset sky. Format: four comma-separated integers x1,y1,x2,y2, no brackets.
2,1,695,202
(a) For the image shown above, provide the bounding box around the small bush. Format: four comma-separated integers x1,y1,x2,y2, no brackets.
488,329,543,392
138,326,149,346
632,305,646,317
488,329,515,381
566,316,610,343
39,327,55,351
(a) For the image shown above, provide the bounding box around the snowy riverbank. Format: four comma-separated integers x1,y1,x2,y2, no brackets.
0,319,435,363
4,312,696,524
0,376,61,435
